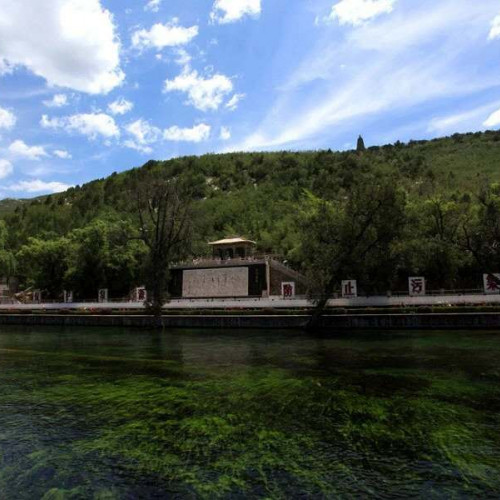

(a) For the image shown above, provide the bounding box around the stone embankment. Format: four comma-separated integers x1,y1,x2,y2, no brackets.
0,312,499,330
0,294,499,330
1,293,500,311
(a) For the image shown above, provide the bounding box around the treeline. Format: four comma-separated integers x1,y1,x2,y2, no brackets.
1,130,500,300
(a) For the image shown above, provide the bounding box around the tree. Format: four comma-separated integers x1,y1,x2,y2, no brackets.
395,196,468,289
0,221,16,282
460,183,500,272
134,172,193,316
16,237,71,298
299,173,407,328
65,218,147,299
356,135,366,152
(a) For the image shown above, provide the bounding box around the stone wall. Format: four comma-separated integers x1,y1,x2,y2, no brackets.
182,267,249,298
0,313,499,330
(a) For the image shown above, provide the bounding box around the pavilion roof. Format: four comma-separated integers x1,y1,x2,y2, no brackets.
208,237,256,246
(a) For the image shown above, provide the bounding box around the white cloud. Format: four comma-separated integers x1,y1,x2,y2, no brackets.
0,160,13,179
43,94,68,108
145,0,161,12
220,126,231,140
164,68,233,111
41,113,120,139
427,103,500,134
489,14,500,40
108,98,134,115
225,93,245,111
5,179,72,193
123,119,161,153
484,108,500,128
163,124,211,142
8,140,49,160
210,0,261,24
123,140,154,154
0,0,124,94
132,21,198,51
327,0,396,26
0,59,14,76
428,112,476,133
53,149,72,159
174,48,192,66
0,107,16,130
123,119,210,151
233,0,498,151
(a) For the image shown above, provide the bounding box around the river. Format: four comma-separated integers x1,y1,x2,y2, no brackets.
0,327,499,499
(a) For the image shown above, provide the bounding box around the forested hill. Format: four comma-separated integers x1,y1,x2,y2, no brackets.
2,129,500,299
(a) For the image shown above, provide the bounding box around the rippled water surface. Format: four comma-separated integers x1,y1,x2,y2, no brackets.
0,326,500,499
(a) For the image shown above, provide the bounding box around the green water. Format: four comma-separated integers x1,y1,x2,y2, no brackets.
0,328,499,499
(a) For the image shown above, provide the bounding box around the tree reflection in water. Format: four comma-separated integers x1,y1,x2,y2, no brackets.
0,327,499,499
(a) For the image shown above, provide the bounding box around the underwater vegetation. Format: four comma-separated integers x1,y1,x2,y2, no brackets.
0,327,499,499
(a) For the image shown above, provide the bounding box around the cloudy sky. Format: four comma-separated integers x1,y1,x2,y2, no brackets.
0,0,499,197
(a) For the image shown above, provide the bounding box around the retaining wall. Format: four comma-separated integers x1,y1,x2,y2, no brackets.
2,293,500,312
0,313,500,330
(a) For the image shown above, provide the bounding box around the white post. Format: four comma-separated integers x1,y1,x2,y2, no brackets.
408,277,426,296
134,287,147,302
341,280,357,298
483,274,500,294
281,282,295,299
98,289,109,303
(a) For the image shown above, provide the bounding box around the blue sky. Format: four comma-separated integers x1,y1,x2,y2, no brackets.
0,0,500,197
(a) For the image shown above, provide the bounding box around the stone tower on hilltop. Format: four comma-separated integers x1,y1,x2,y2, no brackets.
356,135,366,152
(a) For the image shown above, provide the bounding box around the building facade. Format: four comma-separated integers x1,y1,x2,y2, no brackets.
169,238,307,299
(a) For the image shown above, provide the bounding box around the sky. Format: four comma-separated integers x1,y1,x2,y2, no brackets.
0,0,500,197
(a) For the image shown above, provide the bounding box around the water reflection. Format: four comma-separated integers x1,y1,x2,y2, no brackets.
0,327,499,498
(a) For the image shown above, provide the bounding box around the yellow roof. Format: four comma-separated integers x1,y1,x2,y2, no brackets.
208,237,256,246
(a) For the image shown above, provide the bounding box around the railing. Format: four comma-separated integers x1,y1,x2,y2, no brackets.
2,287,497,306
386,288,485,297
0,297,139,305
306,289,488,301
172,254,283,267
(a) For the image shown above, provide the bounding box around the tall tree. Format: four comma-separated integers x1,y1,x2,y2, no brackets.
65,218,147,299
395,196,467,289
460,183,500,271
16,237,71,298
0,221,16,286
134,172,193,316
299,174,407,329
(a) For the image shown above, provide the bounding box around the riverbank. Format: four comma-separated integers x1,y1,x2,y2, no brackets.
2,292,500,312
1,311,500,330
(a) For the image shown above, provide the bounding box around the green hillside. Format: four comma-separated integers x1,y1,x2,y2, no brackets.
2,129,500,300
0,197,42,215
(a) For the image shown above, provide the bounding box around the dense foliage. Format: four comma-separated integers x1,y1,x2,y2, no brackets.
3,130,500,299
